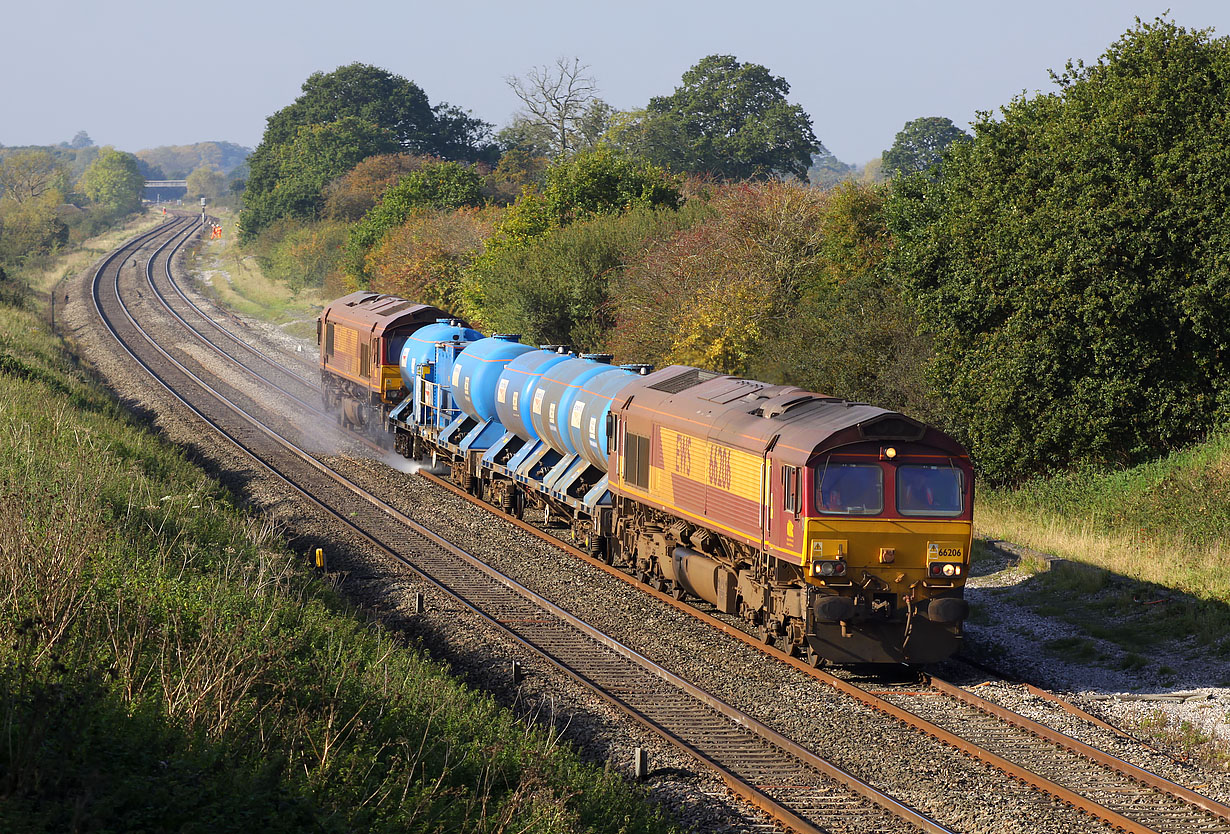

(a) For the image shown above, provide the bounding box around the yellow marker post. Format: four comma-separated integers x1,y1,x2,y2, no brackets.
315,547,327,571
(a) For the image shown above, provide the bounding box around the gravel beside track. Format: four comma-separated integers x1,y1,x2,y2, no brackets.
57,221,1230,833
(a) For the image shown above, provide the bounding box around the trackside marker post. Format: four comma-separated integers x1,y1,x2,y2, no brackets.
315,547,327,571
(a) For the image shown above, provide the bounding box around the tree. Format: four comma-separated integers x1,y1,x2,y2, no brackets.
259,63,436,153
881,117,970,178
611,182,829,373
462,205,708,349
240,117,397,238
0,150,68,204
242,63,491,238
366,207,496,311
344,161,485,285
185,166,225,201
0,192,67,264
886,17,1230,481
80,147,143,216
69,130,93,149
263,220,350,296
322,153,432,221
540,145,682,224
636,55,823,181
431,104,499,165
480,147,683,256
506,57,604,157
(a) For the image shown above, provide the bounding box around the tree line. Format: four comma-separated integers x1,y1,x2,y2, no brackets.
0,135,147,294
238,17,1230,484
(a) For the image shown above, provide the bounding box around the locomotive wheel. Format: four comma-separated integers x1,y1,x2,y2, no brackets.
672,587,686,602
805,647,827,668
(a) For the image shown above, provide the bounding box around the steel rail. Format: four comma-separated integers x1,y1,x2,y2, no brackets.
154,217,318,391
91,225,951,834
419,471,1230,834
137,219,322,413
926,675,1230,824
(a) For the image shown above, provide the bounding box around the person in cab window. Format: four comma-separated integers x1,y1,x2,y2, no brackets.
820,466,880,514
900,466,960,514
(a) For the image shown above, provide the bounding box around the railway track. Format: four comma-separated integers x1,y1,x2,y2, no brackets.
423,470,1230,834
91,219,952,834
89,220,1230,833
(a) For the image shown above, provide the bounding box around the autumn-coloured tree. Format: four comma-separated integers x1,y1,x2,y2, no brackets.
460,204,708,349
322,153,434,220
365,207,497,312
264,220,350,296
610,182,831,373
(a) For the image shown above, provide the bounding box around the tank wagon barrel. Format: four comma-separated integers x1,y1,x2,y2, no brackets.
319,292,974,665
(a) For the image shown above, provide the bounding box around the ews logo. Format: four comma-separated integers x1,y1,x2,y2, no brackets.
708,446,732,490
675,435,692,475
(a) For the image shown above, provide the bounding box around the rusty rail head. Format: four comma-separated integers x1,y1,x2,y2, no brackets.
929,676,1230,825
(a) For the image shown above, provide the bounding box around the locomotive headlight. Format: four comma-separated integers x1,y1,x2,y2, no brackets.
815,560,847,577
819,562,835,576
942,563,956,577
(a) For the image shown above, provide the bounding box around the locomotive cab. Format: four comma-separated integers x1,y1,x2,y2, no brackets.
788,422,974,664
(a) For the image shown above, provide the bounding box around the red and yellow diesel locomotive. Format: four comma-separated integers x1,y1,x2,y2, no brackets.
317,292,450,430
607,366,972,665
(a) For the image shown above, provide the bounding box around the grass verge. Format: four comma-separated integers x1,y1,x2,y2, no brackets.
0,237,677,832
185,210,325,341
975,436,1230,657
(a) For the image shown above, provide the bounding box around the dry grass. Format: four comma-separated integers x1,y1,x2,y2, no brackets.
185,209,325,340
975,503,1230,605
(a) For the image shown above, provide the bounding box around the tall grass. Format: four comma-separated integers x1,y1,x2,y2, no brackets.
977,435,1230,604
0,278,675,830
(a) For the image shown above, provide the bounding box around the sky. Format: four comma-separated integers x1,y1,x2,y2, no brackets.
3,1,1229,166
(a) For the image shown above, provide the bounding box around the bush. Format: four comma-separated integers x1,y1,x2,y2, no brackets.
462,204,708,350
344,161,484,285
365,207,496,312
612,181,890,376
265,219,350,295
887,18,1230,481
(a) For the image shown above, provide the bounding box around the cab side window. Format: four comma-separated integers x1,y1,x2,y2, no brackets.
781,464,799,514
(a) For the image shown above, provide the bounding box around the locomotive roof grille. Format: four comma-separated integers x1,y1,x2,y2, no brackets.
648,367,721,394
378,301,414,316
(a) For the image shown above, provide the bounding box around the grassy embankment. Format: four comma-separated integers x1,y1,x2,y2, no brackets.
975,436,1230,654
975,436,1230,763
187,209,326,342
0,219,678,832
